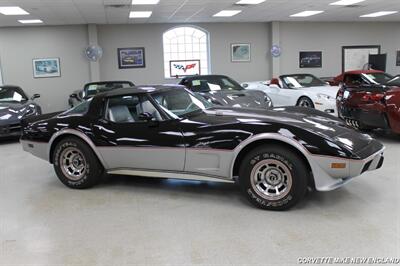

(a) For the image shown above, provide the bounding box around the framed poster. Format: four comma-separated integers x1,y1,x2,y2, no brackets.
396,51,400,66
299,51,322,68
32,58,61,78
118,47,145,69
342,45,380,72
170,60,200,78
231,43,251,62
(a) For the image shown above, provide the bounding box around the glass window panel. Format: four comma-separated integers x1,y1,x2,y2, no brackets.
185,43,193,52
163,26,209,78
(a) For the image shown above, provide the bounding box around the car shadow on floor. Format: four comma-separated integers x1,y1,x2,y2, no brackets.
0,137,20,144
97,174,360,211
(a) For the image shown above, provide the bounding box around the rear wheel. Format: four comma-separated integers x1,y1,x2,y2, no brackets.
297,97,315,108
239,145,309,210
53,137,104,189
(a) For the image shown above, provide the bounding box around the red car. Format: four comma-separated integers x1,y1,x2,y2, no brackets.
336,70,400,134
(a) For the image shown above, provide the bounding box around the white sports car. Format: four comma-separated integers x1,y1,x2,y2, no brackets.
242,74,339,116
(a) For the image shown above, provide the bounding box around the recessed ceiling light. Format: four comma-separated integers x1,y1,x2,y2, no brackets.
131,0,159,5
330,0,365,5
18,19,43,24
0,6,29,15
290,11,324,17
236,0,266,4
213,10,242,17
360,11,398,17
129,11,152,18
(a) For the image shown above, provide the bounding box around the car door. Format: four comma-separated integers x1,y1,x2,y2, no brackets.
92,93,186,171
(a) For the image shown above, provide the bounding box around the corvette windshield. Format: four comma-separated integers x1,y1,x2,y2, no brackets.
0,87,28,103
151,89,212,117
187,76,244,92
84,82,133,98
281,74,326,88
362,73,393,85
387,75,400,86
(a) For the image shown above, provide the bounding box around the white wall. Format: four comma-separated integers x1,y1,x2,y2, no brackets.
0,26,90,113
278,22,400,77
0,22,400,113
98,23,271,85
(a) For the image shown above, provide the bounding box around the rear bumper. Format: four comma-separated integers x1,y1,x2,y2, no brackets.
309,147,385,191
338,105,389,129
0,123,21,138
21,139,49,161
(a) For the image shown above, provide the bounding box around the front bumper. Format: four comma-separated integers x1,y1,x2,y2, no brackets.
0,123,21,138
314,99,338,116
309,147,385,191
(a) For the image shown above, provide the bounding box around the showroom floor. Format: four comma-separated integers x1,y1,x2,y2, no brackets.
0,131,399,265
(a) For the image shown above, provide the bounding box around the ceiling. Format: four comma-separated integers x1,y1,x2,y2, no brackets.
0,0,399,26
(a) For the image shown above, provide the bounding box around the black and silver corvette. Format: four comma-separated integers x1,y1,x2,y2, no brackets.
0,85,41,138
21,85,384,210
68,81,135,107
179,75,273,109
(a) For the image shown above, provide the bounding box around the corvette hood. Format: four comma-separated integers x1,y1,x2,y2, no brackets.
0,102,34,125
299,86,339,98
198,90,269,109
193,106,379,157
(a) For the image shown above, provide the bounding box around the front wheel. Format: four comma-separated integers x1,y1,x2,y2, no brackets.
239,145,309,210
53,137,104,189
297,97,315,108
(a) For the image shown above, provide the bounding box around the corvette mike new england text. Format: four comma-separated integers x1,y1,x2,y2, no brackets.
297,257,400,264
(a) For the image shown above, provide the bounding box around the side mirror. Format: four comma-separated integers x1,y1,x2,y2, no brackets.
70,93,78,99
242,83,249,88
31,94,40,100
139,112,154,122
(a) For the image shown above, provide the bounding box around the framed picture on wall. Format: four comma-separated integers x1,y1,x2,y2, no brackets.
396,51,400,66
231,43,251,62
118,47,145,69
299,51,322,68
170,60,201,78
32,58,61,78
342,45,380,72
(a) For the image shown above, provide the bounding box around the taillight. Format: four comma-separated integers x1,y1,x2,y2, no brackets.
337,89,343,99
361,93,385,102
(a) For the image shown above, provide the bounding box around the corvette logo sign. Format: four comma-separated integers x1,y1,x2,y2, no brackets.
173,63,197,73
170,60,201,77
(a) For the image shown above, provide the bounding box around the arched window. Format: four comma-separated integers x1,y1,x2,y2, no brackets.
163,26,210,78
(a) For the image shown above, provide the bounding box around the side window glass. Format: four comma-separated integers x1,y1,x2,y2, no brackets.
106,95,142,123
141,97,163,121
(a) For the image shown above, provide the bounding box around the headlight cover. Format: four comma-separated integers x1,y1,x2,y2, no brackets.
264,94,273,108
24,104,39,117
317,93,333,100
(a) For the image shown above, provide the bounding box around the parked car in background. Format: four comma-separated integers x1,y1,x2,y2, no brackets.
336,73,400,134
68,81,135,107
328,70,393,86
242,74,339,115
21,85,384,210
179,75,273,109
0,85,41,138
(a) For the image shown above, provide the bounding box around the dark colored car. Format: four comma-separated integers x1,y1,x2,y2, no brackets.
68,81,135,107
0,85,41,138
21,85,384,210
179,75,273,109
